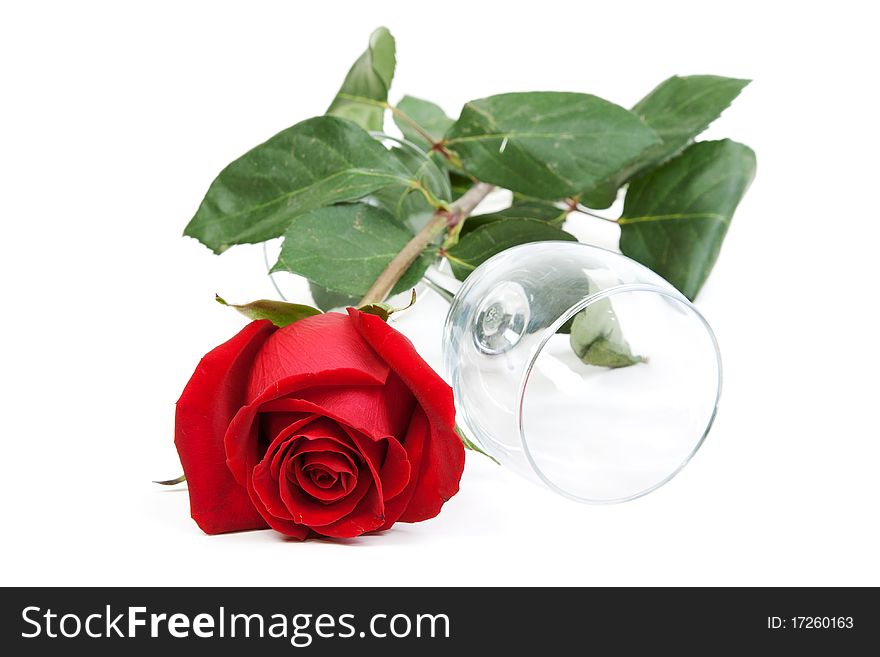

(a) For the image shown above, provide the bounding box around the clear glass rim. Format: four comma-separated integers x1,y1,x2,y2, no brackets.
515,283,723,504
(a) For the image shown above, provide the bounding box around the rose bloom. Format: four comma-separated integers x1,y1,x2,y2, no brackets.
174,309,464,539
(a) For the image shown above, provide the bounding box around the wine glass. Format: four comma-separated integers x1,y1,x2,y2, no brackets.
430,241,722,503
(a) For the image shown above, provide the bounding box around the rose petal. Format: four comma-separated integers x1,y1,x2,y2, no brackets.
347,309,464,522
246,312,390,401
378,407,428,530
264,415,320,479
279,460,372,527
251,417,353,522
300,450,357,477
295,454,353,502
346,309,455,428
252,435,300,521
257,397,397,450
292,436,359,465
253,414,372,530
338,425,385,497
252,398,410,523
269,436,298,483
311,485,386,539
249,498,310,540
225,369,382,486
296,371,416,439
174,320,275,535
296,425,395,537
400,419,463,523
345,427,410,501
260,411,315,445
294,440,359,503
271,422,388,534
252,418,324,523
378,436,411,501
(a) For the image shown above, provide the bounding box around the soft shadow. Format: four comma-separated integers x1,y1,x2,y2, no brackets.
280,526,423,547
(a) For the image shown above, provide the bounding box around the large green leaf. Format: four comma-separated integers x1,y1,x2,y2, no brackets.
445,218,576,280
619,139,756,300
444,92,660,200
461,201,567,235
633,75,750,163
370,144,451,230
272,203,432,297
394,95,454,150
184,116,412,254
326,27,395,131
581,75,750,209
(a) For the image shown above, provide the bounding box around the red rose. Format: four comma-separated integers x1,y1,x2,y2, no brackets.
174,309,464,539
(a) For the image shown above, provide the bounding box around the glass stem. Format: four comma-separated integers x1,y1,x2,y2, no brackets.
422,265,462,305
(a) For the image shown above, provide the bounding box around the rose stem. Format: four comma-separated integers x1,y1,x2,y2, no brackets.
358,182,494,306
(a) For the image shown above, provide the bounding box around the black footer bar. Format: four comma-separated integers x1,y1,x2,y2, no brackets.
2,587,874,653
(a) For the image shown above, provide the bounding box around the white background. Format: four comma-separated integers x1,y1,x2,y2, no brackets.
2,0,878,586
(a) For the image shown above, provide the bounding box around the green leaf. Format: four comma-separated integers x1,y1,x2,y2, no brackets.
445,218,576,280
326,27,396,131
454,424,499,464
184,116,413,253
619,139,756,300
462,201,568,235
370,144,451,230
272,203,433,297
309,281,359,312
394,96,454,149
633,75,750,164
215,294,321,327
444,92,660,199
569,298,645,368
581,75,750,209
